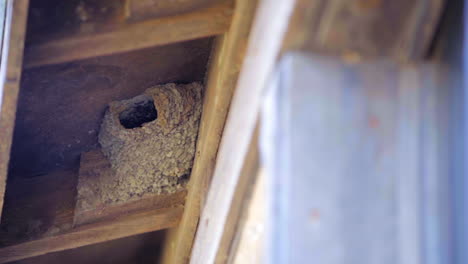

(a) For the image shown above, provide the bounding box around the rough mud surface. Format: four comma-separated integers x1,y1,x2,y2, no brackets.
76,82,202,211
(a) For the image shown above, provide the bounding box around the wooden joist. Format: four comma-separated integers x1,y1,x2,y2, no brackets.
0,153,186,262
0,206,183,263
23,0,233,68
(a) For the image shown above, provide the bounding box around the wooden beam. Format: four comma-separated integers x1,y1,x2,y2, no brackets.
23,1,233,68
0,0,29,218
160,0,259,263
283,0,446,61
0,162,186,261
0,206,183,263
188,0,295,262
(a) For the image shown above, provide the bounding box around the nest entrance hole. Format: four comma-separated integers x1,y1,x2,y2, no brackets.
119,99,158,129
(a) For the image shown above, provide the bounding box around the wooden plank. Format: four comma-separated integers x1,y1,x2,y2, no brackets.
74,150,187,226
75,191,186,226
23,1,233,68
0,166,185,241
0,0,29,218
160,0,260,263
283,0,445,61
0,206,183,263
0,160,185,261
189,0,295,262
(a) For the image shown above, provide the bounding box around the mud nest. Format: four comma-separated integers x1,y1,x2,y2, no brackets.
77,82,203,210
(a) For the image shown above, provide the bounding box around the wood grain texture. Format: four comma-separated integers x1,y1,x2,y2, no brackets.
0,0,29,218
283,0,446,61
0,156,185,261
160,0,259,263
23,1,232,68
74,149,186,226
189,0,295,262
0,206,183,263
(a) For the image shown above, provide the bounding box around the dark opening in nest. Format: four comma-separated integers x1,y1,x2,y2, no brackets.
119,100,158,129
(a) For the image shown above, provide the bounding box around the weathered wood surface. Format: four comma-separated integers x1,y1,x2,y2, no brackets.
23,1,232,68
283,0,445,61
75,149,187,226
0,0,29,218
189,0,295,262
0,155,185,262
0,206,183,263
160,0,259,263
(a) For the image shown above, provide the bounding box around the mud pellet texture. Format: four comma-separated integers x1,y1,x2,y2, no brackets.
77,82,202,211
